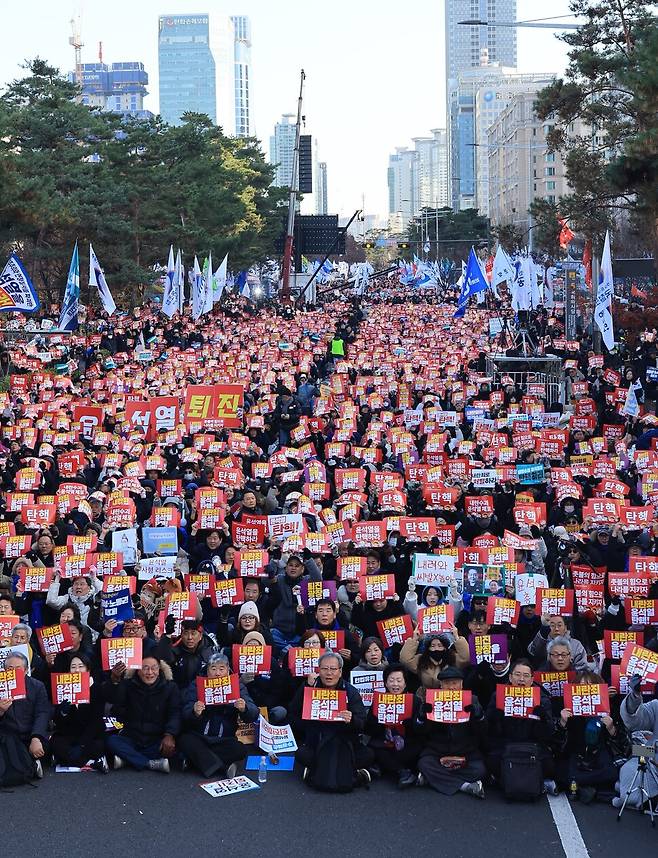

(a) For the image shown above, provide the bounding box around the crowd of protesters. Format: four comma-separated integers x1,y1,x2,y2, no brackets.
0,280,657,809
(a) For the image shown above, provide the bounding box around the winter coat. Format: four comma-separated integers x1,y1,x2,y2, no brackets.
289,677,366,747
485,684,555,752
267,563,321,638
400,636,470,686
528,629,588,672
182,675,258,738
158,632,218,690
108,663,181,745
0,675,51,743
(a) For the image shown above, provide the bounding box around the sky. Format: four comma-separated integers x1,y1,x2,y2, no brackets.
2,0,576,220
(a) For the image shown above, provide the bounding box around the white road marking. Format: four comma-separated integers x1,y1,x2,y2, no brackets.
547,794,591,858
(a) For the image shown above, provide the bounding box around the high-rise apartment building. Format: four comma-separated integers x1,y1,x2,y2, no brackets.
269,114,297,187
231,15,252,137
387,147,419,229
315,161,328,215
412,129,449,210
72,62,149,116
445,0,517,209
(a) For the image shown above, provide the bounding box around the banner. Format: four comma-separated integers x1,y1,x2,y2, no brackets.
0,253,40,312
58,242,80,331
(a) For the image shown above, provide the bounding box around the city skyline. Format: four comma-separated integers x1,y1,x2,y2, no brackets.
0,0,573,219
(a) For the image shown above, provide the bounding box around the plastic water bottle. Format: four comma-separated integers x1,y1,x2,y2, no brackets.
258,756,268,784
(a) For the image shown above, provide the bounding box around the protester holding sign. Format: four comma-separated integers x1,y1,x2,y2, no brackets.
179,652,258,779
50,653,107,771
365,664,419,788
0,650,51,777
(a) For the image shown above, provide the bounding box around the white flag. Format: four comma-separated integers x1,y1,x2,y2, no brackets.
192,256,204,320
623,380,642,417
161,245,178,319
203,251,214,314
214,254,228,302
515,256,532,311
492,245,516,289
176,250,184,313
544,267,556,309
89,244,116,315
594,231,615,351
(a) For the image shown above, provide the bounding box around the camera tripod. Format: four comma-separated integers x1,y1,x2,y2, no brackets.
616,747,657,825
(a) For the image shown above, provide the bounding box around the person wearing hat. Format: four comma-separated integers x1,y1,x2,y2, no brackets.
178,652,258,779
415,665,487,798
235,629,287,724
216,599,274,649
158,619,218,690
584,523,627,573
266,553,321,654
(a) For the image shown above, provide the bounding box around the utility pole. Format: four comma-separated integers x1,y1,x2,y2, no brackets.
280,70,305,303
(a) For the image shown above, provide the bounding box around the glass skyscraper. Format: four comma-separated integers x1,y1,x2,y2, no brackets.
158,14,216,126
444,0,517,209
231,16,252,137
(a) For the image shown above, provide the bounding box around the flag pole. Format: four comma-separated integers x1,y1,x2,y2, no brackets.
280,69,305,304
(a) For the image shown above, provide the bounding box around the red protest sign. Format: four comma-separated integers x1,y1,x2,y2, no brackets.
574,585,605,612
372,692,414,725
534,671,575,698
1,534,32,559
629,557,658,580
629,599,658,625
535,588,574,616
288,647,321,677
563,682,610,717
231,521,265,547
19,566,53,592
399,517,438,541
377,614,413,647
21,504,57,528
0,667,26,701
620,644,658,683
359,574,396,601
464,495,494,518
36,623,74,656
426,689,472,723
495,684,540,718
196,674,240,705
337,556,367,580
231,645,272,675
486,598,520,628
210,578,245,607
100,637,143,670
320,629,346,651
51,672,91,705
603,630,643,661
608,572,651,598
351,521,386,547
235,549,268,577
301,686,347,721
417,603,454,635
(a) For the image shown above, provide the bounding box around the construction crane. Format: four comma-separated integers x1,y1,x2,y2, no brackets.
69,17,84,88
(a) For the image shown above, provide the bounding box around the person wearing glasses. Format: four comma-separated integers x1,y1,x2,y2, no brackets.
485,658,558,795
289,651,373,791
528,614,588,672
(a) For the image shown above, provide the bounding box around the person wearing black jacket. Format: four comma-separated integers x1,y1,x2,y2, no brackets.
104,655,181,772
0,651,51,776
50,653,107,772
178,652,259,778
351,594,404,641
485,658,557,792
415,665,487,797
157,620,217,690
289,651,373,791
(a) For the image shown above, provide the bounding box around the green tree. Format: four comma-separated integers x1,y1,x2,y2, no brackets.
534,1,658,263
490,222,524,254
0,60,287,308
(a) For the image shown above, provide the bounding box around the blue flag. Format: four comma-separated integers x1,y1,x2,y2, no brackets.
454,247,489,318
58,242,80,331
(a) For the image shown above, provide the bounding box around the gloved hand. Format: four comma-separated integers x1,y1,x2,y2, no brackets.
629,673,643,694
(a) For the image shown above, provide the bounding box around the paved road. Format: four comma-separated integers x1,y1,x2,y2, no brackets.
4,763,655,857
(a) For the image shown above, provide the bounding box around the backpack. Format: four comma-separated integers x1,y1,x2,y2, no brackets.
500,742,543,801
0,734,37,789
308,733,355,793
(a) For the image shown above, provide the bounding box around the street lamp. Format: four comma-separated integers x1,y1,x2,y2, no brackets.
457,15,580,30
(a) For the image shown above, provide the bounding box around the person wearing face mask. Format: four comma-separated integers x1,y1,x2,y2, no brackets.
401,626,470,688
403,580,463,624
364,663,421,789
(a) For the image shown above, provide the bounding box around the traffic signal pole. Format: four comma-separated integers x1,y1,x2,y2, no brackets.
280,69,305,303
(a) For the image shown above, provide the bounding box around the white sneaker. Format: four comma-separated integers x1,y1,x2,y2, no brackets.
148,758,170,773
461,780,485,799
34,759,43,779
226,762,238,779
113,756,124,770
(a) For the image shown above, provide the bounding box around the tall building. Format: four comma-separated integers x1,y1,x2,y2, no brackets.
71,62,149,116
412,129,449,210
231,15,252,137
158,13,235,131
158,14,216,125
315,161,328,215
387,147,419,229
445,0,518,209
487,90,594,239
269,115,297,187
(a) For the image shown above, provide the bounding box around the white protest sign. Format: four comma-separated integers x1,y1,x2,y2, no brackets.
258,715,298,755
199,775,260,797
